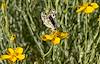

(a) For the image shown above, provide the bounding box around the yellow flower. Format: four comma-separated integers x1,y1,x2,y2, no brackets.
76,3,99,14
10,34,16,43
1,47,25,62
41,31,69,45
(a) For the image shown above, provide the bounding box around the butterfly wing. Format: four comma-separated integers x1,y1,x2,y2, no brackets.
41,12,55,30
49,10,59,28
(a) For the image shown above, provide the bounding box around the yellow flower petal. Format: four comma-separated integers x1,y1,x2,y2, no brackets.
52,31,61,37
15,47,23,54
52,37,60,45
76,6,86,13
60,32,69,39
45,35,54,40
41,35,54,41
9,56,17,62
16,54,25,60
1,55,11,60
8,48,15,54
84,6,95,13
91,3,99,9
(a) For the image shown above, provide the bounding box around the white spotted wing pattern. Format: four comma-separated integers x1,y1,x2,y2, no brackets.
41,10,57,31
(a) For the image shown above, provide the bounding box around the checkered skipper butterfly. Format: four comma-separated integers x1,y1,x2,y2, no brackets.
41,9,58,31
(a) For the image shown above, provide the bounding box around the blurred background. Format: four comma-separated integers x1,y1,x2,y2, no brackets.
0,0,100,64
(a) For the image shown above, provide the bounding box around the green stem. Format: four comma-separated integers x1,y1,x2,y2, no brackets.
84,14,89,64
2,0,10,37
43,44,53,57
